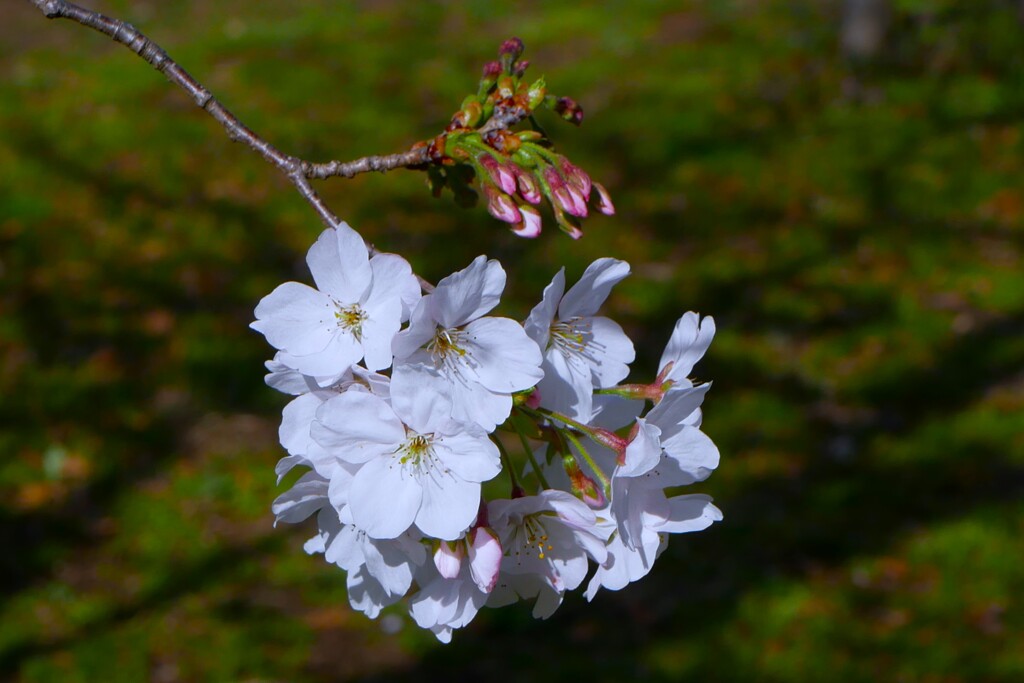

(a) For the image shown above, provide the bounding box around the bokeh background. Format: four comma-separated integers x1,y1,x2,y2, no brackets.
3,0,1024,680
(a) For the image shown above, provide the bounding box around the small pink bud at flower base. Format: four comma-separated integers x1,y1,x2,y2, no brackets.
592,181,615,215
484,184,522,224
511,205,542,238
525,388,541,409
468,527,502,593
515,170,543,204
434,541,465,579
559,157,592,198
513,60,530,78
479,154,517,195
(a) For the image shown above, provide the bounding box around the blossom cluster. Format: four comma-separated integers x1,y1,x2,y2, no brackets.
253,223,722,642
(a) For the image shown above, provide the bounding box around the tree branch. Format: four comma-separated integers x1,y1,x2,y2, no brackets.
27,0,435,291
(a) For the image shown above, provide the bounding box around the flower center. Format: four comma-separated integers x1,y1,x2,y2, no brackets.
395,431,451,483
549,317,590,355
511,514,554,561
335,303,368,340
425,328,477,378
427,327,466,359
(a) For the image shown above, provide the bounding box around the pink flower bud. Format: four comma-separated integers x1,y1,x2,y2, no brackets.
559,158,592,198
565,184,589,218
513,60,530,78
525,388,541,409
468,527,502,593
553,208,584,240
484,184,522,224
481,61,502,79
592,182,615,215
500,37,525,61
433,541,464,579
553,96,584,125
543,167,582,216
479,154,517,195
515,169,542,204
511,204,542,238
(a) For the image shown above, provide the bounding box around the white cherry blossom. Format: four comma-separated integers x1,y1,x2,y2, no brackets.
311,390,501,540
487,490,607,618
391,256,544,431
524,258,635,422
251,224,420,376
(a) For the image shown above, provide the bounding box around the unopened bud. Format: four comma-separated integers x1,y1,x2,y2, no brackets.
515,170,542,204
553,96,584,125
478,154,517,195
558,157,592,198
512,60,530,77
544,167,584,217
499,37,525,72
525,388,541,409
480,60,502,93
434,541,465,579
516,130,543,143
512,204,542,238
592,181,615,215
565,184,589,218
484,184,522,224
554,206,584,239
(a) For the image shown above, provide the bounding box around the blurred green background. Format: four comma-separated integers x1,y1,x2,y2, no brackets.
3,0,1023,680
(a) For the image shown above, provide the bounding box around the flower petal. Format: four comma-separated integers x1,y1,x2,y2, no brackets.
349,456,422,539
312,393,404,464
657,494,723,534
368,253,421,321
360,296,402,372
463,317,544,393
585,316,635,388
658,312,715,382
432,424,501,483
251,282,335,356
279,392,323,456
431,256,506,328
523,268,565,349
306,224,372,302
558,258,630,319
415,475,480,541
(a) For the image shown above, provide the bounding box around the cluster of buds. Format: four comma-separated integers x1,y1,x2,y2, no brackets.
422,38,614,239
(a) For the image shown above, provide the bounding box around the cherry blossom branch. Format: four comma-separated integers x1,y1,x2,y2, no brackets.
26,0,436,290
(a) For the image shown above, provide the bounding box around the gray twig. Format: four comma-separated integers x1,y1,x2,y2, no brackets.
27,0,435,291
